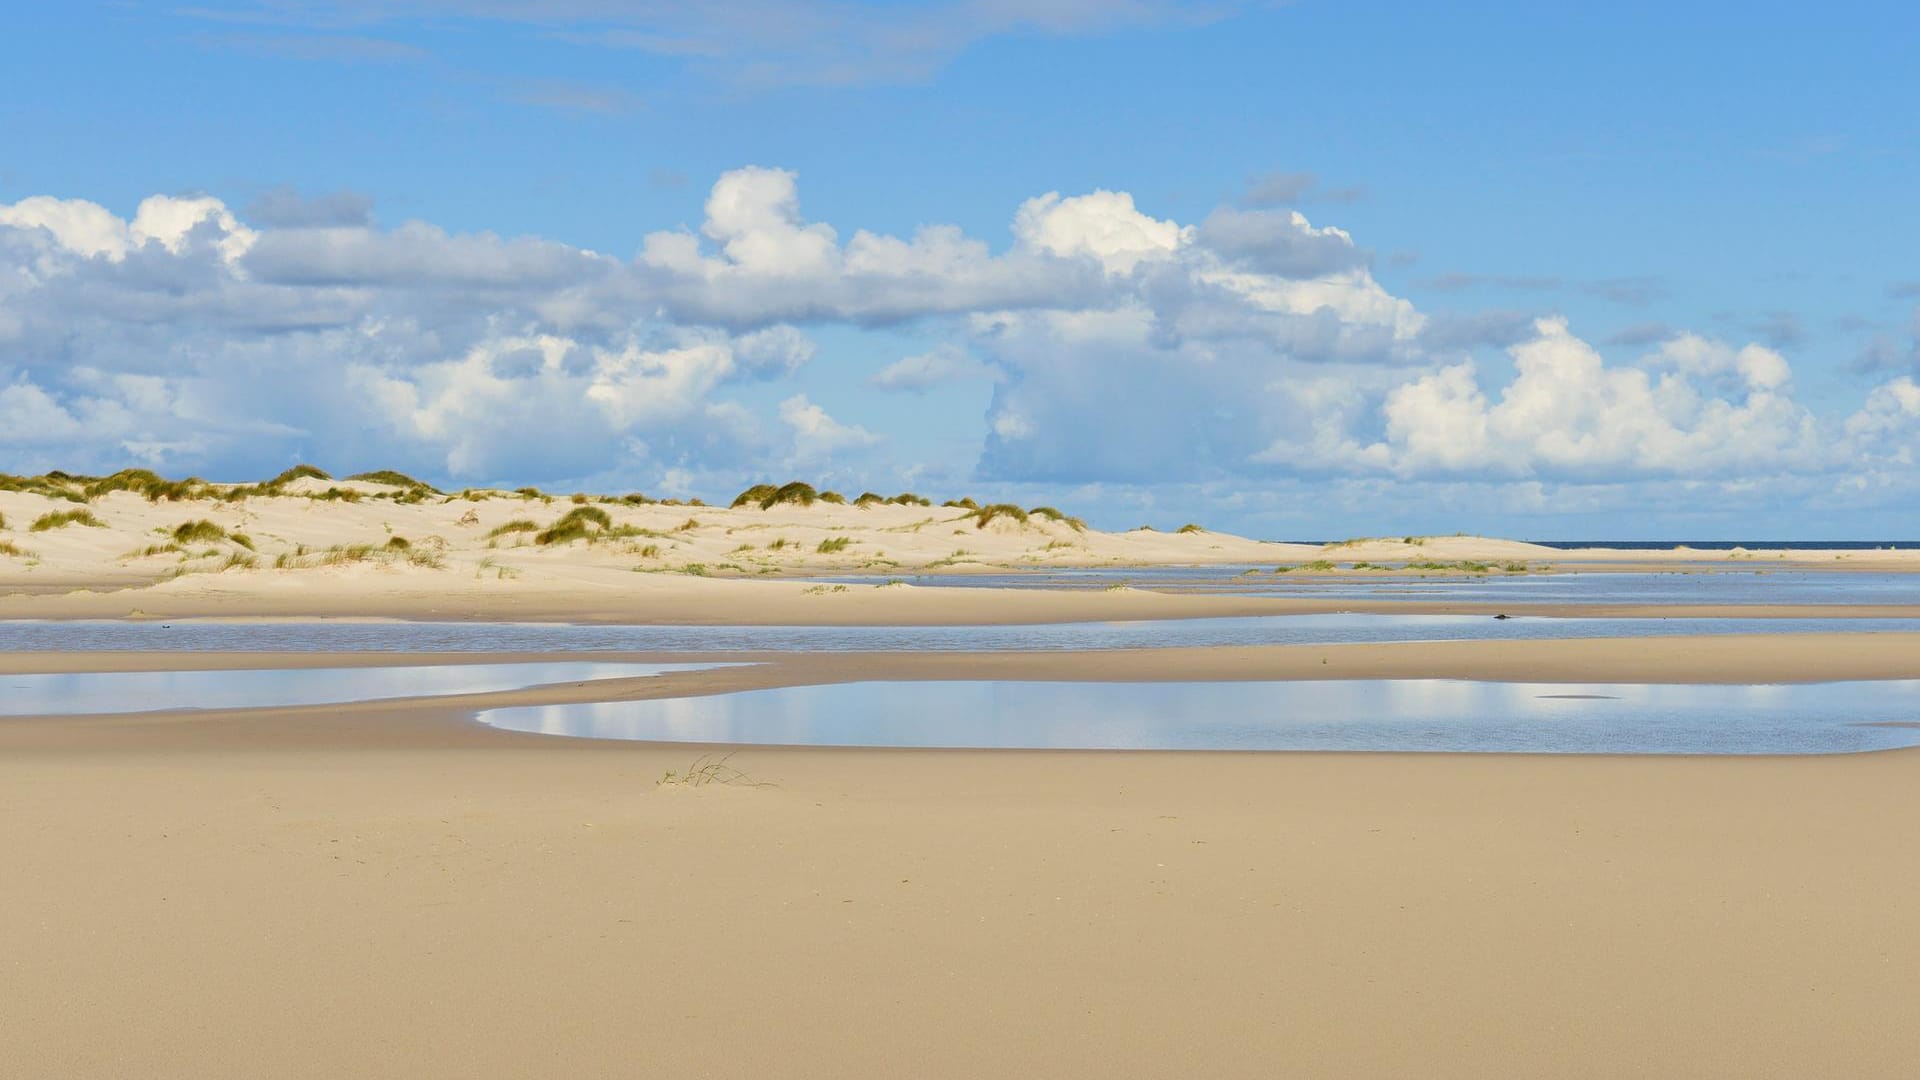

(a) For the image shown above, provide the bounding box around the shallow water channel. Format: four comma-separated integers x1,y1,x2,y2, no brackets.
3,611,1918,655
0,662,714,716
481,678,1920,755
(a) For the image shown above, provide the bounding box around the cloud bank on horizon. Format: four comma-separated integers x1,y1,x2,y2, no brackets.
4,166,1917,533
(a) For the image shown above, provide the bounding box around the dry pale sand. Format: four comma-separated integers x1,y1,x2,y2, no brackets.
5,679,1919,1080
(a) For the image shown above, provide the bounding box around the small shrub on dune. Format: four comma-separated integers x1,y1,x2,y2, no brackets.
618,493,655,506
969,503,1028,529
515,486,548,500
31,509,104,532
816,536,853,554
854,492,885,507
487,519,539,539
0,540,32,558
889,492,931,506
385,536,412,551
1176,523,1205,534
675,517,702,532
818,490,846,505
942,497,979,510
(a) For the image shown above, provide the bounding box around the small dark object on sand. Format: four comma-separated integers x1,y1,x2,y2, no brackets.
1493,614,1511,620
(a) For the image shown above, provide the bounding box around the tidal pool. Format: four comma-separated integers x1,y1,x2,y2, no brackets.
802,568,1920,606
3,612,1919,655
0,662,718,717
480,679,1920,755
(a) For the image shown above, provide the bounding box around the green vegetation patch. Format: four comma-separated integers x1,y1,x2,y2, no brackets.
31,509,105,532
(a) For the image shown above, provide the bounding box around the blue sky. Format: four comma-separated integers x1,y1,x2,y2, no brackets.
3,1,1918,537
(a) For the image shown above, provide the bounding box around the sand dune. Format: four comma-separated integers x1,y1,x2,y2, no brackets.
6,474,1919,623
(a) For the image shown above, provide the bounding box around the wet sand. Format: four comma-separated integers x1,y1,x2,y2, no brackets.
4,691,1919,1079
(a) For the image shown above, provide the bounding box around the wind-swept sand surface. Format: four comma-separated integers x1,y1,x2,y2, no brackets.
5,692,1920,1080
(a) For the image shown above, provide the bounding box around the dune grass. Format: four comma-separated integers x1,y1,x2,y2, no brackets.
816,536,853,554
1028,506,1087,530
270,464,332,486
535,505,613,545
346,469,438,492
30,509,104,532
171,520,235,546
82,468,208,502
1406,559,1493,573
1274,559,1337,573
486,519,540,540
942,497,979,510
968,503,1028,529
0,540,32,558
1176,523,1205,534
732,480,829,510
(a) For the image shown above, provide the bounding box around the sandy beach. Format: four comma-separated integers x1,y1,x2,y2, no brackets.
8,475,1920,1078
6,690,1920,1080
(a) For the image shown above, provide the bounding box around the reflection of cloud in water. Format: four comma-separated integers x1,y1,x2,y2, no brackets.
2,662,722,717
479,679,1920,756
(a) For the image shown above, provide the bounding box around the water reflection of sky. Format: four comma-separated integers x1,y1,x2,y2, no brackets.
3,612,1920,655
801,568,1920,606
481,679,1920,756
0,662,715,716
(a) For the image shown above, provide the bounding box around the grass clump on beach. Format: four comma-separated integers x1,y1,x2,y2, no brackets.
1028,506,1087,530
535,505,613,546
732,481,829,510
270,464,331,486
30,509,104,532
0,540,32,558
1176,523,1205,534
1,473,86,502
170,519,250,547
816,536,853,554
968,503,1028,528
83,468,207,502
347,466,437,491
657,752,768,788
